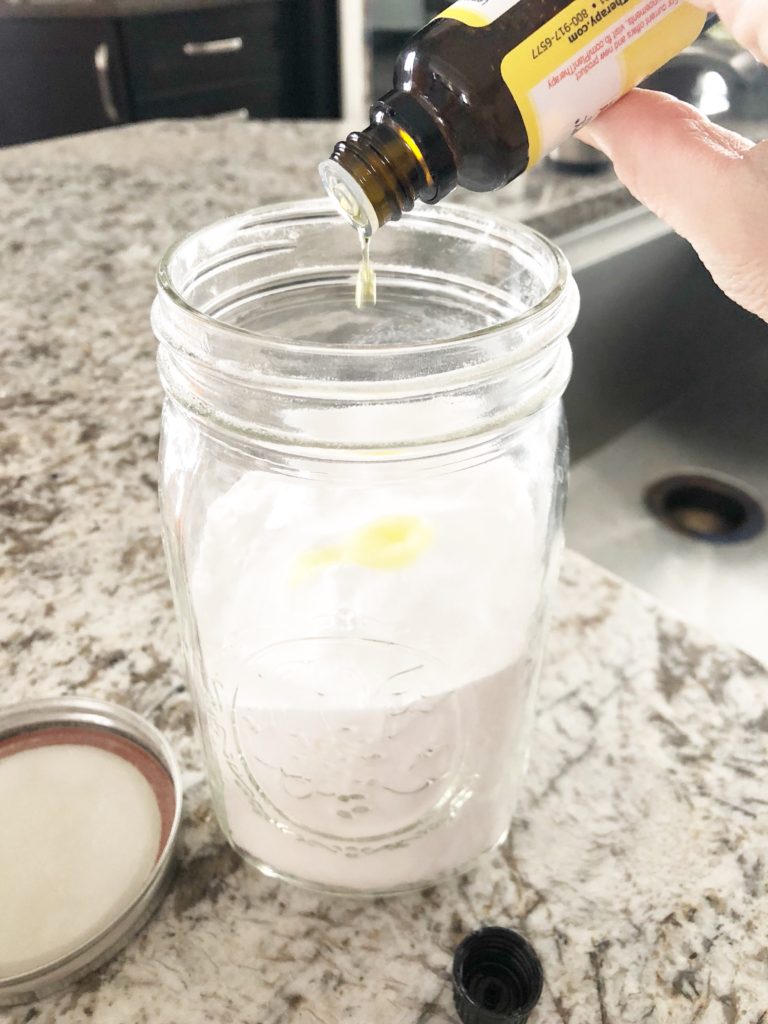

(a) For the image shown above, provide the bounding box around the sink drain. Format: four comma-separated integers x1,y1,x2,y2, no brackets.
644,473,766,544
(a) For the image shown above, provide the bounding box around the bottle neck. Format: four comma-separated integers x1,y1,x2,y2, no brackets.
320,93,457,234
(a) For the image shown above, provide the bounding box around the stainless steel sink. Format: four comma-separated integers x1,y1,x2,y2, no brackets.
557,208,768,662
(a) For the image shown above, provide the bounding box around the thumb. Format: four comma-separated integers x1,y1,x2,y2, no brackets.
578,89,768,322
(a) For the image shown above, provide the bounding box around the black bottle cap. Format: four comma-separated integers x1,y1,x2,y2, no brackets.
452,927,544,1024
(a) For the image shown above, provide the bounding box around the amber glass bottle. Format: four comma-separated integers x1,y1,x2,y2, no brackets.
320,0,706,234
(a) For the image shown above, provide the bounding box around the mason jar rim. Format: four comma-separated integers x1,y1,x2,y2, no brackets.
155,198,574,358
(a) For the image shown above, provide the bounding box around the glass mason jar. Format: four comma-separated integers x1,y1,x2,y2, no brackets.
152,200,578,895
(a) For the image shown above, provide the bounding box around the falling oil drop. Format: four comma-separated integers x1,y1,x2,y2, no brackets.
355,230,377,310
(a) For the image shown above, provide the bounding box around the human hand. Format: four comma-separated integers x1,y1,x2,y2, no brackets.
577,0,768,323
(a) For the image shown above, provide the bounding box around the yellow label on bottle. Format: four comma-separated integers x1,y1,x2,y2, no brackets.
438,0,520,27
440,0,706,167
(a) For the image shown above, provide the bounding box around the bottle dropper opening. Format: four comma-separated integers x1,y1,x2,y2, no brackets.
318,160,380,237
319,106,444,236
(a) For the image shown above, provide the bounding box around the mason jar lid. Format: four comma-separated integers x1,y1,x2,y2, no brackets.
0,697,182,1007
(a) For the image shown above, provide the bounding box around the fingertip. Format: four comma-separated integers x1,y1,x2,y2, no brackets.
577,90,670,160
578,90,695,154
577,89,751,176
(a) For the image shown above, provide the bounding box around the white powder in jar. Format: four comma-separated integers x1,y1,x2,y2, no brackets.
191,456,546,892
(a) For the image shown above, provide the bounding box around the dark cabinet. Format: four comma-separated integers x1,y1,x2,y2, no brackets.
0,19,129,146
121,1,338,121
0,1,340,148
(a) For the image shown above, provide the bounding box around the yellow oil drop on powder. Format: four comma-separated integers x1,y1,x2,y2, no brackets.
293,515,432,583
355,230,377,310
290,543,344,585
347,515,432,569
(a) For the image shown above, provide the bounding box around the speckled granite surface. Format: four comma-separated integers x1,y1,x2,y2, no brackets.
1,118,767,1023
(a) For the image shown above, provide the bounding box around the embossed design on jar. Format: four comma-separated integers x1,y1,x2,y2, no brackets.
228,637,464,844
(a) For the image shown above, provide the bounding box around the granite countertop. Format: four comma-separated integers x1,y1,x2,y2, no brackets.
1,118,767,1024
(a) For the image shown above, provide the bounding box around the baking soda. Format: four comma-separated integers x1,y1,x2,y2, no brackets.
191,458,544,891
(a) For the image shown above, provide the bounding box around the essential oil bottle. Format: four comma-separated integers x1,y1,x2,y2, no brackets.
320,0,706,234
